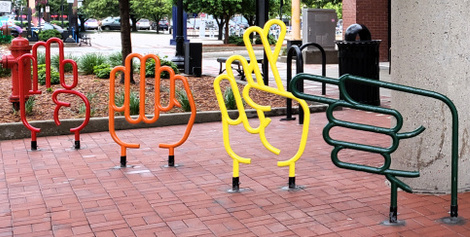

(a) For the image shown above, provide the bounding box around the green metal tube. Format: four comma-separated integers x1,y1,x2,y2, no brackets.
290,73,459,218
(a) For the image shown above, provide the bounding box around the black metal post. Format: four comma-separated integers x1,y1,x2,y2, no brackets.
68,3,73,29
64,3,75,43
257,0,269,85
20,6,23,27
168,155,175,167
172,0,185,71
288,177,296,189
38,7,42,29
61,0,64,27
120,156,127,167
282,44,302,122
232,177,240,192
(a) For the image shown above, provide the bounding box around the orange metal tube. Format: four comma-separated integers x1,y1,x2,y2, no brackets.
109,53,196,160
158,74,197,156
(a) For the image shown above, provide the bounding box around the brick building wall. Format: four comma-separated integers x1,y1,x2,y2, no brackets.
342,0,389,62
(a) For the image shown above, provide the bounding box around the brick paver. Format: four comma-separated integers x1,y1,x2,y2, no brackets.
1,104,469,236
0,35,465,235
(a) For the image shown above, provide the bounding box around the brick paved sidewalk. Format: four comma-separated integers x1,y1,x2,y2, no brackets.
0,107,469,236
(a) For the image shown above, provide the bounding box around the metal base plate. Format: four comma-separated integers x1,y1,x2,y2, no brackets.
381,220,405,226
281,185,305,191
227,188,249,193
438,216,466,225
112,165,137,169
163,164,181,168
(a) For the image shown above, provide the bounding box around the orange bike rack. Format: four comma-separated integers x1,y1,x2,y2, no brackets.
109,53,196,167
18,37,90,150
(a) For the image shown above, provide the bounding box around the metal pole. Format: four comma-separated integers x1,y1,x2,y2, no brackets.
68,3,72,29
61,0,64,27
257,0,269,85
172,0,185,70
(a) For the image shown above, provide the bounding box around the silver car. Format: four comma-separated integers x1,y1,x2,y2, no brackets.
136,19,150,30
101,17,133,30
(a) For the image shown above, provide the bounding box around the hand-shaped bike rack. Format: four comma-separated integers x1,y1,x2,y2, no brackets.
214,19,310,192
290,73,462,225
109,53,196,168
19,37,90,150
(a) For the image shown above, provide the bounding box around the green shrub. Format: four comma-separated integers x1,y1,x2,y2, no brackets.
0,31,12,44
223,87,237,110
107,52,123,68
144,56,179,78
114,91,140,115
79,53,106,74
38,29,62,41
255,34,277,45
25,96,35,115
93,64,111,79
79,92,96,117
51,54,80,73
13,21,27,28
36,52,46,65
0,66,10,77
281,47,288,56
50,20,68,28
228,35,244,46
176,88,192,112
37,64,60,85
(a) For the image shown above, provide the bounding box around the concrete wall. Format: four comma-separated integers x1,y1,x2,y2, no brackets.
391,1,470,193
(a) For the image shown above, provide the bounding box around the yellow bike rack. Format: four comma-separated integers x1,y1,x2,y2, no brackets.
214,20,310,191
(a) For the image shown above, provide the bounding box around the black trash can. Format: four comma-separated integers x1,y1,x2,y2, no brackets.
336,24,381,106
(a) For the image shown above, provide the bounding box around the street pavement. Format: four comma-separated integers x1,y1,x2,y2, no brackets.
1,32,467,236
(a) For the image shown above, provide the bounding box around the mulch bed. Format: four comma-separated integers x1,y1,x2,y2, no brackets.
0,74,288,124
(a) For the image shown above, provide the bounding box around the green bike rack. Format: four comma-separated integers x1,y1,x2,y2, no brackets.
290,73,462,225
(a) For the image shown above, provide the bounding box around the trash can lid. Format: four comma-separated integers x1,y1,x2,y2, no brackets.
344,24,371,41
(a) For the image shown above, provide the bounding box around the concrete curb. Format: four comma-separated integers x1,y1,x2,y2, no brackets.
0,104,327,141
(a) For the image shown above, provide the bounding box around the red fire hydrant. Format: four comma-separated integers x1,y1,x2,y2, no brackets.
1,36,32,111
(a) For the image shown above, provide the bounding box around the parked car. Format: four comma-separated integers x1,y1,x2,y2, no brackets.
136,19,151,30
84,18,99,30
101,17,132,30
43,22,64,33
205,19,218,30
158,20,169,31
186,20,194,29
0,24,22,37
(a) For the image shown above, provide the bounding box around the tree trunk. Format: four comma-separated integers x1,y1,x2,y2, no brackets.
215,18,224,40
119,0,134,84
224,15,230,44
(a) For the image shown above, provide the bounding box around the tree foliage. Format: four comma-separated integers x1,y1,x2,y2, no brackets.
131,0,172,33
80,0,172,32
81,0,119,19
180,0,242,43
240,0,290,26
301,0,341,8
302,0,342,19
